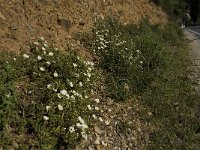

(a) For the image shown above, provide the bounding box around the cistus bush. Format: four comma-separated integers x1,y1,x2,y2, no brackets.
0,38,96,149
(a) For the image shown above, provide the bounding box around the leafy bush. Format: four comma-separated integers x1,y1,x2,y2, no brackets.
0,39,95,149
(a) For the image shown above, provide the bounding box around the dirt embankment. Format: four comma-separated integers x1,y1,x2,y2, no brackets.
0,0,166,52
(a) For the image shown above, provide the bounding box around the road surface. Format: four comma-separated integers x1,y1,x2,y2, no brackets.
185,26,200,66
184,26,200,92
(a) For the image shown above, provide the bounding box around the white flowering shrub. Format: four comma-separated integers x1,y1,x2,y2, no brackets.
79,18,173,100
0,39,95,149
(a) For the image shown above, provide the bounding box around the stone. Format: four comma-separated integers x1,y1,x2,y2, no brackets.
88,146,93,150
94,139,100,145
79,21,85,26
10,23,19,30
94,126,102,135
12,141,19,149
0,11,6,20
57,16,72,29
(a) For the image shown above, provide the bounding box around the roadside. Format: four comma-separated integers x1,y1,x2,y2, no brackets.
184,28,200,94
184,28,200,66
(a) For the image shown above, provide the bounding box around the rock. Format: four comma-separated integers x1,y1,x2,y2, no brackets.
10,23,19,30
0,11,6,20
12,141,19,149
94,126,102,135
79,21,85,26
88,146,93,150
94,139,100,145
105,120,110,126
101,141,108,147
96,145,102,150
57,16,72,29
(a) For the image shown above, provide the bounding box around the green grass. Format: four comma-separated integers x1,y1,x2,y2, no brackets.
79,17,200,149
0,39,95,149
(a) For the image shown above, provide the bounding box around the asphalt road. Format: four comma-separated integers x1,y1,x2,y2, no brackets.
184,26,200,92
185,26,200,66
187,26,200,36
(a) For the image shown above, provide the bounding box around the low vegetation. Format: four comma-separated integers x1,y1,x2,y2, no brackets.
0,39,96,149
0,17,199,149
79,18,200,149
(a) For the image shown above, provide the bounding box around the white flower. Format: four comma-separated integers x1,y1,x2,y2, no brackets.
94,140,100,145
14,58,16,61
46,61,51,65
43,116,49,121
78,116,85,124
95,106,99,111
58,104,63,111
85,95,88,99
53,88,57,92
6,93,11,98
42,47,45,51
28,91,32,94
69,82,74,87
140,61,143,64
44,43,48,47
60,90,68,96
82,123,88,130
57,93,62,99
71,95,75,100
99,37,104,41
46,106,51,112
47,84,52,89
49,52,53,56
40,37,44,40
23,54,29,59
87,73,91,78
99,117,103,122
53,71,58,77
79,82,83,87
81,132,88,141
87,105,92,110
94,98,100,103
69,126,75,133
37,56,42,60
73,63,77,67
43,51,46,55
34,41,39,45
92,114,97,119
88,67,92,72
76,123,82,128
39,67,45,71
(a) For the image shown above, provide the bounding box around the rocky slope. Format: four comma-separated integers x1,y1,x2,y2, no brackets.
0,0,166,52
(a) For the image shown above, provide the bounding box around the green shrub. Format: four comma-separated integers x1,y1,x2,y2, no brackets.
0,39,95,149
80,18,179,100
